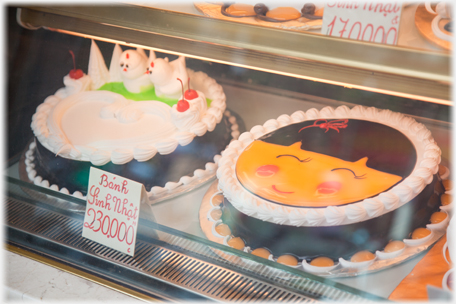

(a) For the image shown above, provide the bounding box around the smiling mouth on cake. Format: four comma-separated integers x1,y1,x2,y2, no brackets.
271,185,294,194
315,181,342,197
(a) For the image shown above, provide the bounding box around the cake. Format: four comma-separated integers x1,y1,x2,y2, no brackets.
25,40,241,199
202,105,450,272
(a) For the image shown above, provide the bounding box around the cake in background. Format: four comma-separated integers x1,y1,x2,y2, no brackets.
25,40,242,200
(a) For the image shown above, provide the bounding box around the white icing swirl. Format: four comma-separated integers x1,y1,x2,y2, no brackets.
404,176,426,194
363,198,384,217
306,108,320,119
334,105,351,117
190,122,208,136
391,184,414,203
345,204,367,221
90,150,111,166
277,114,292,125
60,74,92,98
364,107,378,120
175,131,195,146
350,105,365,117
133,145,157,162
290,110,306,122
378,192,400,210
413,167,434,184
171,103,201,130
325,206,346,225
111,149,134,165
420,157,439,174
306,209,325,226
155,139,179,155
319,106,337,118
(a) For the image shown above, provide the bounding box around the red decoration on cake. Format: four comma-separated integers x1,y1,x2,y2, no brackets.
68,50,83,79
176,78,190,112
185,78,199,100
299,119,348,133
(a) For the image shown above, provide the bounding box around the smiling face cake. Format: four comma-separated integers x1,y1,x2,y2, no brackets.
210,106,446,263
25,40,242,199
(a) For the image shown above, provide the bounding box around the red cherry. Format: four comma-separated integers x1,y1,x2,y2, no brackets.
69,50,83,79
177,99,190,112
184,78,198,99
69,69,84,79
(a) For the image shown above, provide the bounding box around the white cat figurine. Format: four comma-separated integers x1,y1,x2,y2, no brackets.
119,49,153,93
147,52,188,99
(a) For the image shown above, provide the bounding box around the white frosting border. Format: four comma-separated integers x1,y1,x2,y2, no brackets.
26,110,240,200
31,69,227,165
216,105,441,227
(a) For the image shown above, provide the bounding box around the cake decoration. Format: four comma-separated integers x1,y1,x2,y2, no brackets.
119,49,152,93
147,52,188,99
68,50,83,80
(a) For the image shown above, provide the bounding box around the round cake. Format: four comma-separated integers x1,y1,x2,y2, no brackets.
205,105,450,271
25,40,242,200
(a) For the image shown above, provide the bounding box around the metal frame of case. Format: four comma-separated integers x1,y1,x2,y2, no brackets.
7,4,452,301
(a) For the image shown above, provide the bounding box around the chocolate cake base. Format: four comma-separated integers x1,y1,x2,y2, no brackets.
28,110,244,197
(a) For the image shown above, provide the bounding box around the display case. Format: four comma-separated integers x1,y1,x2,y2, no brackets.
6,3,452,302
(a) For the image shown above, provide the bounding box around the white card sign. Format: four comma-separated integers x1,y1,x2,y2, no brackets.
321,2,403,45
82,167,143,256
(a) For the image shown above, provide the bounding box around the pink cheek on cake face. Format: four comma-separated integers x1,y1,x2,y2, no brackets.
255,165,279,178
316,181,342,196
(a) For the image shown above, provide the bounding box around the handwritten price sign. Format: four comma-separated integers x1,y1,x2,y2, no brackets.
321,2,403,45
82,167,143,256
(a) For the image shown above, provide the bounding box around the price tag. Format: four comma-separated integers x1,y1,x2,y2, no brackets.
82,167,144,256
321,2,402,45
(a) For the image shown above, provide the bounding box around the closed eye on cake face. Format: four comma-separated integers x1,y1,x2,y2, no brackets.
236,141,401,207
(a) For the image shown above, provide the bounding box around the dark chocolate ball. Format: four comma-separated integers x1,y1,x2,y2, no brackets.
301,3,316,15
254,3,268,15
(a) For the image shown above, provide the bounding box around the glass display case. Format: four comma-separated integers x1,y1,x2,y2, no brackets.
6,3,452,302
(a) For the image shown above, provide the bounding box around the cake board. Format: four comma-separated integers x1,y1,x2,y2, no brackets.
199,178,451,278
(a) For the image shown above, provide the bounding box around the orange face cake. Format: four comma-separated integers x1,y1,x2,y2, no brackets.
213,106,445,262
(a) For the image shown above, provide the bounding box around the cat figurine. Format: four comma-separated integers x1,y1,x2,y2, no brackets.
147,51,188,99
119,49,153,93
